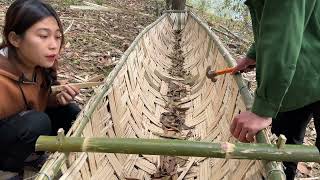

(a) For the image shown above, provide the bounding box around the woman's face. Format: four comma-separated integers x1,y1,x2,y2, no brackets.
15,16,62,69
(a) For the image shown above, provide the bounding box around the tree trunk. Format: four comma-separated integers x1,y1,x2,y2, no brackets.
165,0,172,9
171,0,186,10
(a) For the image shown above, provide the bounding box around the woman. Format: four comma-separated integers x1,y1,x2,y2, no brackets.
0,0,81,179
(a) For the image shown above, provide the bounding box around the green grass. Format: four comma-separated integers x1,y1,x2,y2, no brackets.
94,0,103,5
61,0,82,6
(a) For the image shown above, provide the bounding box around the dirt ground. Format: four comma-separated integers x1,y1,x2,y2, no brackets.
0,0,319,179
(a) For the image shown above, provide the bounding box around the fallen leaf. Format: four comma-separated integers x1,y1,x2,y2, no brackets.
298,162,311,176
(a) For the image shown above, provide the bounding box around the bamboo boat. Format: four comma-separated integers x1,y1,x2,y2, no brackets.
31,11,287,180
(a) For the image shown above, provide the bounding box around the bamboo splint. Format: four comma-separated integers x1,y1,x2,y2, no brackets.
34,11,288,180
51,82,104,93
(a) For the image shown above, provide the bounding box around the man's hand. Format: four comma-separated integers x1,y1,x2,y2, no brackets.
230,111,272,142
231,57,256,74
56,85,80,106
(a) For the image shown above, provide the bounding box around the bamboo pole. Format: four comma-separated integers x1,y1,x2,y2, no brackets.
256,131,286,180
36,136,320,163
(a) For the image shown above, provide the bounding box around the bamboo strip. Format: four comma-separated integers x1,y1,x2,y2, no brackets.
87,74,104,82
177,157,196,180
51,82,103,93
59,153,87,180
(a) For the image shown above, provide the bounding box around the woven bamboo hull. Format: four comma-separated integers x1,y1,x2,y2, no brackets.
36,12,274,180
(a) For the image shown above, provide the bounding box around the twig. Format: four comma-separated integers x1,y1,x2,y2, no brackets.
75,1,152,17
83,1,119,11
87,74,104,82
51,82,103,93
63,20,74,34
60,17,96,21
99,17,112,37
73,75,87,82
70,5,115,11
219,25,249,44
177,157,196,180
99,17,108,24
211,27,236,40
152,132,186,140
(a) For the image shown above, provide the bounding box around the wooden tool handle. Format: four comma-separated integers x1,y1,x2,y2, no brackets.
214,67,236,75
51,82,104,93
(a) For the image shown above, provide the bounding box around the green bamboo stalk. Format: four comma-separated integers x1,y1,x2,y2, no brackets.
36,136,320,163
256,131,286,180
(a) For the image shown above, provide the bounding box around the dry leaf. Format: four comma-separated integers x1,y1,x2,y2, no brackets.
298,162,311,176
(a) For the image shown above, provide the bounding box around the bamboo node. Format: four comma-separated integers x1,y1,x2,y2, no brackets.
57,128,65,142
266,165,286,179
276,134,287,149
57,128,65,151
82,137,90,152
221,142,235,158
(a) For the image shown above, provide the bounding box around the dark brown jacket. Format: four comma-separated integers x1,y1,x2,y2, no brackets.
0,55,54,119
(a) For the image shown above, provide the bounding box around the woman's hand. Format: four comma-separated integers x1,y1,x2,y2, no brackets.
231,56,256,74
56,85,80,105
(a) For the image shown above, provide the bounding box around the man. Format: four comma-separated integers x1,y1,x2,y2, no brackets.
230,0,320,179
